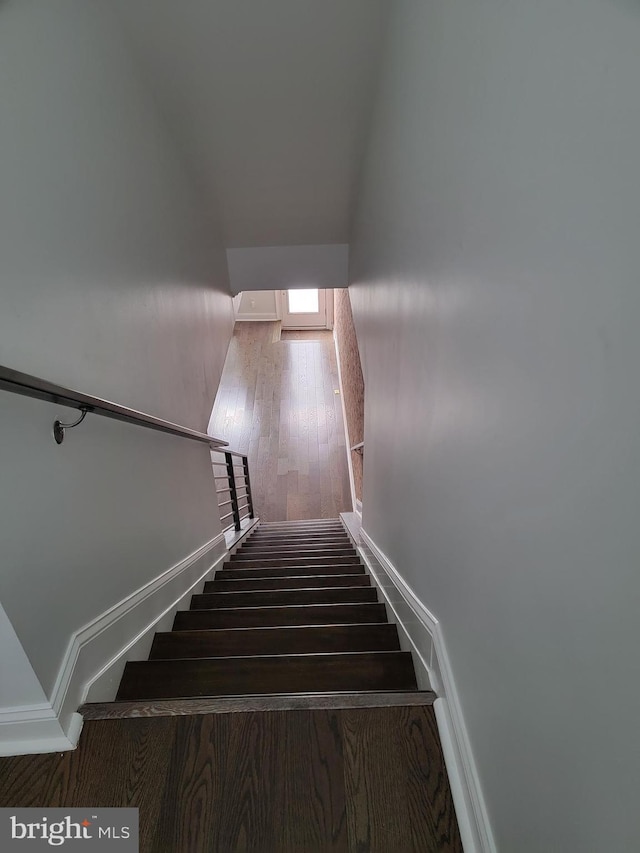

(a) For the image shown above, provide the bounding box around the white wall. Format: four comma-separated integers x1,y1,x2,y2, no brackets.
236,290,280,321
0,0,233,712
227,244,348,295
349,1,640,850
114,1,387,247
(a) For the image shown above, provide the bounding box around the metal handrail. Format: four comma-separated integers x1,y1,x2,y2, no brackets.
210,447,248,460
0,363,256,533
0,364,228,448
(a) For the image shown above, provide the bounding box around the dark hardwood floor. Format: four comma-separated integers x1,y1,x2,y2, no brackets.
0,707,462,852
208,322,352,521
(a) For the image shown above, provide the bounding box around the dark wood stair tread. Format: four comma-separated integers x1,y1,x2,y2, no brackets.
191,587,378,609
253,520,344,524
242,535,351,544
248,528,346,536
231,548,356,560
113,518,422,707
205,574,370,591
150,623,401,658
217,564,366,579
116,651,417,700
224,555,361,569
245,537,351,546
173,602,387,629
81,691,436,720
255,527,346,535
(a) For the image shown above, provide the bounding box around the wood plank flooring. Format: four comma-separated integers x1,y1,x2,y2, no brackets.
209,323,352,520
0,708,462,852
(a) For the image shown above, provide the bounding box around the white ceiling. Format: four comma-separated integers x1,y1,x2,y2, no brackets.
114,0,387,248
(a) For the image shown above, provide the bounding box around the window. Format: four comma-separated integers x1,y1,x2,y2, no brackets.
287,288,319,313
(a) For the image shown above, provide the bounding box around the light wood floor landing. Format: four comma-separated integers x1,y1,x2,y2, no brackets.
209,322,352,521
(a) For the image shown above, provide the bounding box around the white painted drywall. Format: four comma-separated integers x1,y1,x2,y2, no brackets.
227,245,348,295
113,0,387,247
0,604,49,710
349,1,640,850
0,1,233,705
236,290,279,320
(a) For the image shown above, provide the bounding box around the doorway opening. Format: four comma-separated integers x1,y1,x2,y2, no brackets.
281,288,328,330
213,287,363,520
232,288,333,331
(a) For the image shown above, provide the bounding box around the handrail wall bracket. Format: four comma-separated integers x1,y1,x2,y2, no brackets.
53,407,91,445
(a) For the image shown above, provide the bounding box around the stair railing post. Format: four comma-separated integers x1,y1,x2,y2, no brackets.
242,454,255,519
225,452,242,531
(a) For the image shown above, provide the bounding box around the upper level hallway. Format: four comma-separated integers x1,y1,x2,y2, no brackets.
208,320,352,521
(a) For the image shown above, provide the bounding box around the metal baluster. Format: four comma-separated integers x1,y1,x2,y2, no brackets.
242,454,255,519
225,452,242,531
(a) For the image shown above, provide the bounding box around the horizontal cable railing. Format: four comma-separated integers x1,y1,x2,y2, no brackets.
211,448,255,533
0,363,256,531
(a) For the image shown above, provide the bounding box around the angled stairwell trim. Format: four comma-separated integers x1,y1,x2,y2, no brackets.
333,328,357,514
358,527,497,853
0,703,83,757
49,532,227,748
0,598,85,755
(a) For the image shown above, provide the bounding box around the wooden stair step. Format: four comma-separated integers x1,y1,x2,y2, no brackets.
234,539,356,556
230,548,356,561
258,519,342,526
81,691,437,720
191,587,378,609
241,539,351,549
235,542,356,556
173,602,387,629
255,526,345,535
217,564,366,579
116,651,417,700
247,529,349,535
247,531,349,539
224,555,361,569
150,623,401,659
205,574,370,591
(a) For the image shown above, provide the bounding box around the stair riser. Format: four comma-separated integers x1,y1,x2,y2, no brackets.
250,525,347,539
117,652,417,700
224,556,361,569
246,533,349,541
230,549,356,561
150,624,401,659
258,518,344,530
249,527,348,534
217,565,366,579
205,575,370,591
191,588,378,609
241,542,351,551
240,541,353,550
173,603,387,629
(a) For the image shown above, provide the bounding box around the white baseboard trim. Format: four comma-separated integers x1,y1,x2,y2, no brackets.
0,533,227,757
0,705,83,757
235,313,279,321
357,532,434,693
358,528,496,853
333,329,356,512
0,702,82,756
56,532,227,732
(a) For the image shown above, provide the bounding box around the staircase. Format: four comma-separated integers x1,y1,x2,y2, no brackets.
103,519,428,709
